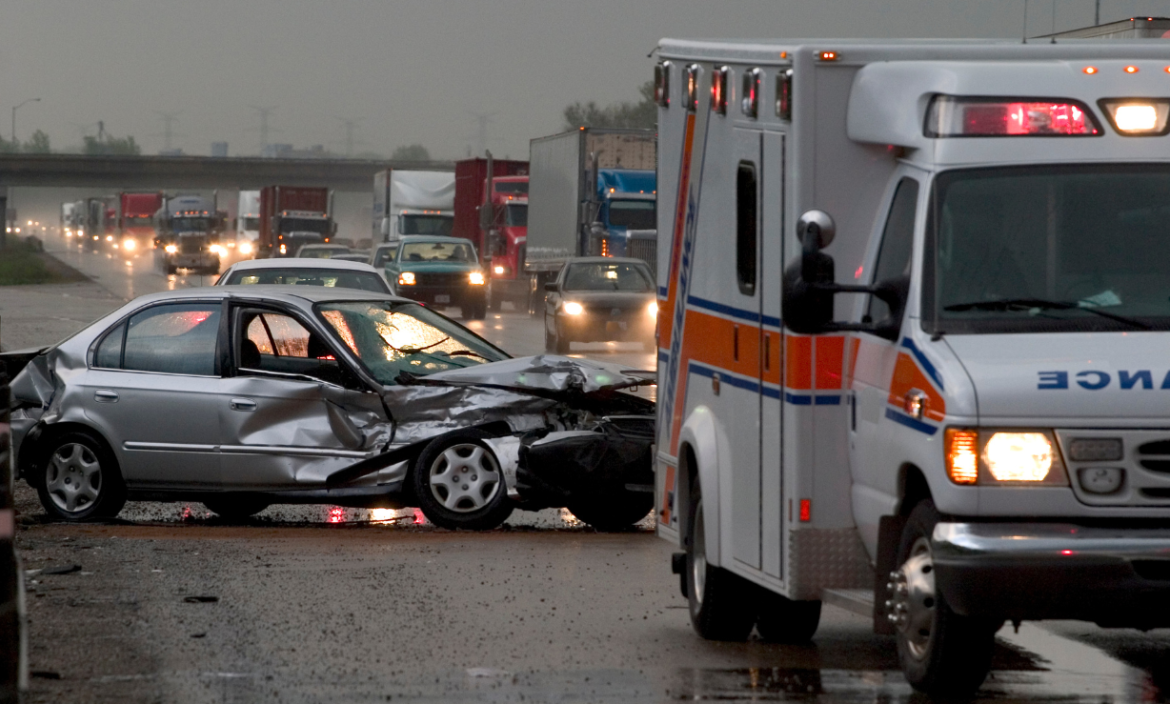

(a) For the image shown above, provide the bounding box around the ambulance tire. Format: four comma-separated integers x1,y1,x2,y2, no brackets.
566,491,653,531
755,594,821,644
895,500,997,696
686,479,756,641
203,496,270,521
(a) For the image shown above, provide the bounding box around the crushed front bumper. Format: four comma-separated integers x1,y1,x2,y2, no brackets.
932,522,1170,627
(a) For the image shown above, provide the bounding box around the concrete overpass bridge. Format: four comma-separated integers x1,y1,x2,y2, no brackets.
0,154,454,193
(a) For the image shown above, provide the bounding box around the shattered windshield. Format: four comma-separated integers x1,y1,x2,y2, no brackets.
925,164,1170,333
317,301,508,384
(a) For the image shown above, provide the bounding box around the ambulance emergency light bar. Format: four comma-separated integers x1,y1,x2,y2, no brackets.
925,96,1102,137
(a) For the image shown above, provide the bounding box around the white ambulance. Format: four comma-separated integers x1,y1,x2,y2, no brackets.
653,38,1170,695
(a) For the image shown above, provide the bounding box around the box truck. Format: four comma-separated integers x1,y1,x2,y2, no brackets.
258,186,335,258
235,190,261,256
654,38,1170,696
372,170,454,242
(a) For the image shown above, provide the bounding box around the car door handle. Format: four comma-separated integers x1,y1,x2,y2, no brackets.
229,398,257,411
94,390,118,403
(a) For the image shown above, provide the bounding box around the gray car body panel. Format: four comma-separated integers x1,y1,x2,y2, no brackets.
3,286,652,506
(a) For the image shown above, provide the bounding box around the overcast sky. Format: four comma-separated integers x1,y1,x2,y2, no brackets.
1,0,1166,159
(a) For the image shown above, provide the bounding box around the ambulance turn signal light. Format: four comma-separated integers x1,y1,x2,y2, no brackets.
925,96,1101,137
711,66,729,115
1099,98,1170,136
945,428,979,485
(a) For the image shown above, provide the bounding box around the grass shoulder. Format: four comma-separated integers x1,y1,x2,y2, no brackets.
0,238,87,286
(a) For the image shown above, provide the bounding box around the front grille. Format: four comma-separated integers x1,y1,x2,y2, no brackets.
1057,430,1170,507
415,272,466,287
584,302,639,316
626,237,657,272
179,238,204,254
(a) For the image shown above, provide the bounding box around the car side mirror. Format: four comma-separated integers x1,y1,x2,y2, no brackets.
544,282,558,292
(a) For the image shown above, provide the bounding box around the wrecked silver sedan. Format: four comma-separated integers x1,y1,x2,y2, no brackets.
3,287,655,530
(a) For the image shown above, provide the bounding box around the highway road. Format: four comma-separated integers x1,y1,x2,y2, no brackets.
8,237,1170,703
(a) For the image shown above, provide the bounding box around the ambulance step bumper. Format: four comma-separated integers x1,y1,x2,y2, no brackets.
932,522,1170,627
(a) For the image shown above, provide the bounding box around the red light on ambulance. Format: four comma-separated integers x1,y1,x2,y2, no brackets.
741,68,761,118
925,96,1101,137
685,64,701,112
816,51,839,62
711,65,730,115
799,499,811,522
654,60,672,108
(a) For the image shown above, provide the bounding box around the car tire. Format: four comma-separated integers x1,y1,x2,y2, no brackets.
488,288,502,312
756,593,821,643
554,321,571,354
412,429,513,530
36,430,127,522
165,262,177,275
567,491,653,531
203,496,270,521
544,319,558,352
894,500,997,696
686,476,756,641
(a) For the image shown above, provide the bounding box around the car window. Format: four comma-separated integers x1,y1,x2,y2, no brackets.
225,268,390,293
237,310,344,385
94,322,125,368
122,303,221,376
372,246,396,267
563,262,653,292
400,241,474,262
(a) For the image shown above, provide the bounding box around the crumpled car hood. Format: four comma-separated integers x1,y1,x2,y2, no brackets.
402,354,652,395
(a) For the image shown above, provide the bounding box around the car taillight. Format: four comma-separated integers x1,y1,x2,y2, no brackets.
926,96,1101,137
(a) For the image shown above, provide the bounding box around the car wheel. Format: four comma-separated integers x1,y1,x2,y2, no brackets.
488,288,502,312
686,476,756,641
893,500,997,696
756,592,821,643
567,491,653,531
412,430,513,530
544,317,558,352
36,430,126,522
165,262,176,275
203,496,270,521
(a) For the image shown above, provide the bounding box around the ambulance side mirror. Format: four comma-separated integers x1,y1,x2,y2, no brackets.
783,211,837,333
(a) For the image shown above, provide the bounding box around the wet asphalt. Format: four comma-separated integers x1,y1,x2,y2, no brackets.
8,237,1170,703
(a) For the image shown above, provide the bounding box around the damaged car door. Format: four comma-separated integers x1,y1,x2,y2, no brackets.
84,301,225,488
216,304,391,489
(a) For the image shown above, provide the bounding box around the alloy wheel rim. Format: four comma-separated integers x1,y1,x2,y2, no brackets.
890,536,937,660
428,443,501,514
692,500,707,606
46,443,102,514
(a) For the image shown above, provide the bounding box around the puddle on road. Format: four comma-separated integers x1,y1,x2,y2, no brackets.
114,502,647,531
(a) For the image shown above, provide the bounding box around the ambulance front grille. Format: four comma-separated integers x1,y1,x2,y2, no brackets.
1057,430,1170,507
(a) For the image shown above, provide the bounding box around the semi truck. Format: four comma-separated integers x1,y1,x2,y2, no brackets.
453,155,529,310
653,37,1170,696
117,191,164,254
80,197,116,250
258,186,335,258
372,170,455,242
154,194,224,274
60,201,77,238
526,128,657,310
235,190,261,256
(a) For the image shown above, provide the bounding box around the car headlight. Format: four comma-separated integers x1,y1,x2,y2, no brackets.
945,428,1067,485
469,271,486,286
209,245,225,256
122,239,136,250
399,271,416,286
563,301,584,316
647,300,658,319
164,244,178,254
238,241,253,255
105,234,114,241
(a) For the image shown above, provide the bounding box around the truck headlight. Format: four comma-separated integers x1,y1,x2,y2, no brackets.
945,428,1067,485
985,432,1052,482
122,239,136,251
493,265,506,275
210,245,225,256
399,272,416,286
563,301,584,316
105,234,114,242
164,244,178,254
238,241,253,255
469,271,486,286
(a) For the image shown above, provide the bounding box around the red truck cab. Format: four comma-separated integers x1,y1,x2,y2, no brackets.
118,192,164,256
453,158,529,311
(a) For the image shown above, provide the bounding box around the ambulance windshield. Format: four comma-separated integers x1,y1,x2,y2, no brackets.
925,164,1170,334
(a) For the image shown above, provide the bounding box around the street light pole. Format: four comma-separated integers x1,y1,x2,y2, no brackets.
11,98,41,143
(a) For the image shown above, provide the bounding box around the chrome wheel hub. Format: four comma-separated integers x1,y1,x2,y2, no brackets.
427,443,501,514
887,536,936,660
46,443,102,514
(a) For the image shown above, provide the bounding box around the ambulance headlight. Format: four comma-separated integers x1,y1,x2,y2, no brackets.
945,428,1068,485
1099,98,1170,136
985,433,1052,482
563,301,584,316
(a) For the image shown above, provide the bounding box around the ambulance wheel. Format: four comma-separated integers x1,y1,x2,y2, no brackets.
893,500,997,696
686,478,756,641
756,593,821,643
413,429,513,531
203,496,270,520
567,491,653,531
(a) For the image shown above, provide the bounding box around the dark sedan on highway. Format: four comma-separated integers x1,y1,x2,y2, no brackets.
543,257,657,353
2,287,655,531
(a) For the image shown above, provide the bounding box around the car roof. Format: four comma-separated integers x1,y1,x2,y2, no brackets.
221,258,382,274
565,256,650,266
298,244,350,250
127,285,407,307
397,235,475,246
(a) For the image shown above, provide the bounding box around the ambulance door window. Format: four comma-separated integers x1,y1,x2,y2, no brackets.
736,162,758,295
866,178,919,334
